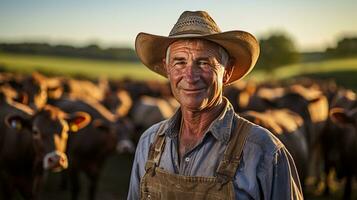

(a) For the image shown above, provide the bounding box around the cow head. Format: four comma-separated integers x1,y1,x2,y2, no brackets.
102,89,133,117
21,72,48,110
91,117,136,154
4,105,91,172
330,107,357,129
114,117,136,154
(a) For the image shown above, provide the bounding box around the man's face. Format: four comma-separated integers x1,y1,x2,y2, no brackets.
164,39,231,111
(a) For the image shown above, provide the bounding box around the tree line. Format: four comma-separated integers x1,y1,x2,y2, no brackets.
255,34,357,72
0,43,139,62
0,34,356,72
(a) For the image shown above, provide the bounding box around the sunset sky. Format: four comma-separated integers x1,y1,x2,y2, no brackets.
1,0,356,51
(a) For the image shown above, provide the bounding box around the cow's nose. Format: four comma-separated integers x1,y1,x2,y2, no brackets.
43,151,68,172
116,139,136,154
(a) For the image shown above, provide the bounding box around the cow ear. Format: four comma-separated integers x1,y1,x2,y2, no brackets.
308,96,322,103
67,112,91,132
330,107,354,125
17,92,29,104
4,114,31,131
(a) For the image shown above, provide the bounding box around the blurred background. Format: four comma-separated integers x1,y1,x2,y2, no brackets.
0,0,356,200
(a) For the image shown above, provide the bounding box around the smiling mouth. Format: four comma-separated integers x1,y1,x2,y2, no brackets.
182,88,205,94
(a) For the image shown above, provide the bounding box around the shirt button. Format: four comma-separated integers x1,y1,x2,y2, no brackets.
185,157,190,162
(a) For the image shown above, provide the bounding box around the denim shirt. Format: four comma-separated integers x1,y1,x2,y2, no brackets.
127,99,303,200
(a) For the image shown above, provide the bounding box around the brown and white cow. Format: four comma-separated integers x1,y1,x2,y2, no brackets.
50,96,135,200
0,96,90,199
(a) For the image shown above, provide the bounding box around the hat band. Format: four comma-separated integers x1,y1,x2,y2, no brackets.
170,30,217,37
169,16,221,36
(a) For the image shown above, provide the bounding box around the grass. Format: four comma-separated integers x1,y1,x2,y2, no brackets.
1,53,357,90
40,154,134,200
1,52,357,83
245,57,357,90
0,52,164,81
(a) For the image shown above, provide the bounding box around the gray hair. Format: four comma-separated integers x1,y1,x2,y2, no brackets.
165,40,229,67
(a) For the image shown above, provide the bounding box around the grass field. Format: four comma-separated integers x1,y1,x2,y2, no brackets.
1,52,357,89
246,57,357,90
0,52,164,81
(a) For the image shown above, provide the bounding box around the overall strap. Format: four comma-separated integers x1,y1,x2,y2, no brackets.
216,116,253,184
145,123,167,174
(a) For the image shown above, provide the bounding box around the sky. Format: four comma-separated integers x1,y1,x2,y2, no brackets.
0,0,356,52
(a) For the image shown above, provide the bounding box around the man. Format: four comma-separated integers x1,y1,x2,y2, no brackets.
128,11,303,200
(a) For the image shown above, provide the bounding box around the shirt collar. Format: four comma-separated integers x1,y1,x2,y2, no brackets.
159,97,235,145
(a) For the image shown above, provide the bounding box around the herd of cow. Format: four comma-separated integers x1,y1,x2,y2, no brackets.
0,71,356,200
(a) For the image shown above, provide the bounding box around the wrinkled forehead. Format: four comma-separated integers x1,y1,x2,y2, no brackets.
168,39,222,57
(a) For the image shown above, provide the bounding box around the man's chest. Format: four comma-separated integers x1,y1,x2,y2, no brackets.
159,136,227,176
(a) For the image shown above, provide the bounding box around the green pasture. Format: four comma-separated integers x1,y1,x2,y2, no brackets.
0,52,357,89
1,52,357,90
247,57,357,90
0,52,164,81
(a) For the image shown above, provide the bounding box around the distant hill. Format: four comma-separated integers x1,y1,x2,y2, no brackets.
0,43,139,62
0,42,323,63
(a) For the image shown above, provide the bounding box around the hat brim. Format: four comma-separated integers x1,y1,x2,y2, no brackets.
135,30,260,85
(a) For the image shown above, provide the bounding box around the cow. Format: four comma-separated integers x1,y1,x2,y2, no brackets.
101,88,133,118
329,88,356,109
63,78,108,102
15,72,48,110
50,96,136,153
243,85,286,112
50,97,135,200
130,95,176,142
241,109,309,190
321,107,357,200
320,88,357,200
223,80,257,112
0,96,90,199
274,84,329,148
120,79,172,101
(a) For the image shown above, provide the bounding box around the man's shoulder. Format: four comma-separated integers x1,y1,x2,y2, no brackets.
239,116,284,156
138,120,168,146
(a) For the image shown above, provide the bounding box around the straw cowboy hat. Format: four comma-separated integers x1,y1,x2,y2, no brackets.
135,10,260,84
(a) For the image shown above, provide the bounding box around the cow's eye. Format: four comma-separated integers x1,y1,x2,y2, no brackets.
11,120,22,130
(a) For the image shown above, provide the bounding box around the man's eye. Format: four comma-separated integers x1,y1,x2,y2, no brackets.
198,61,210,67
174,61,186,66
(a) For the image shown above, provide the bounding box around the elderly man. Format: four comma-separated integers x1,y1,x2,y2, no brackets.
128,11,303,200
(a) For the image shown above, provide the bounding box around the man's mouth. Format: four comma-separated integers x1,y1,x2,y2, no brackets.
182,88,205,94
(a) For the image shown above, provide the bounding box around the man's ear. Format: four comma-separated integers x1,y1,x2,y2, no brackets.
162,58,171,80
223,58,234,85
162,58,168,74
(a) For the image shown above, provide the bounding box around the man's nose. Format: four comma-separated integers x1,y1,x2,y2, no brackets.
183,63,200,83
